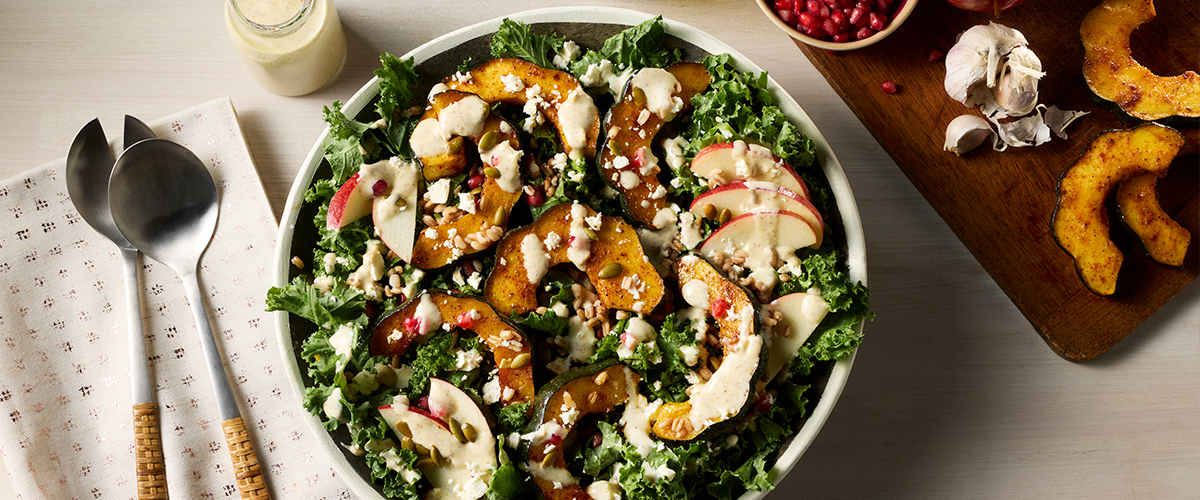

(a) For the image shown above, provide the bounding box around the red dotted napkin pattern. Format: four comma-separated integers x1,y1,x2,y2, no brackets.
0,98,350,499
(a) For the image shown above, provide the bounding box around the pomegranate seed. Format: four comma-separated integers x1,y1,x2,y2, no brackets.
467,173,485,189
832,32,850,43
547,433,563,446
404,317,422,333
824,0,838,5
877,0,892,10
818,5,830,17
848,6,864,25
590,432,603,448
456,312,474,329
803,0,818,12
927,48,945,62
371,180,388,197
414,395,430,410
777,9,794,22
830,10,847,29
822,18,838,37
754,393,774,413
489,155,500,167
774,0,792,9
394,293,406,304
856,26,874,39
526,186,545,206
855,1,871,14
711,299,730,318
869,12,886,30
881,80,898,94
798,12,818,30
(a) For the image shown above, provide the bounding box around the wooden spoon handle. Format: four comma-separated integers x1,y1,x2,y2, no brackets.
133,402,169,499
222,417,271,499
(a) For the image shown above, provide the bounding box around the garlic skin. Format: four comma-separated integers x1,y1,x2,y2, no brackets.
944,23,1044,119
944,115,995,156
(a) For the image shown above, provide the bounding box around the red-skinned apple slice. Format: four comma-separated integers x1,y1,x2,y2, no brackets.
699,210,820,272
764,292,829,381
690,141,811,199
690,180,824,248
326,172,373,230
378,378,496,500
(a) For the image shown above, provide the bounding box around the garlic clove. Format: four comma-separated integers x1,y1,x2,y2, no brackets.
944,115,995,156
945,23,1044,118
992,108,1051,150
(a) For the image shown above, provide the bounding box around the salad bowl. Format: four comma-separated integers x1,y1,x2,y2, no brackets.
272,7,867,499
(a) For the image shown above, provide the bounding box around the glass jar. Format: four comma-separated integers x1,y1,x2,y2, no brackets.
225,0,347,96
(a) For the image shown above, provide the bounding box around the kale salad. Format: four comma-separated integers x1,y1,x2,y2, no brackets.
268,16,871,500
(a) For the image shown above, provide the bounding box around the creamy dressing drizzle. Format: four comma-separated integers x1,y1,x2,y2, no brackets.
480,140,523,194
557,88,599,160
631,68,683,120
566,203,592,268
521,233,550,285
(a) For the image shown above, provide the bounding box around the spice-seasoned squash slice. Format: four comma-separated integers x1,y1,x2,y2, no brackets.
484,202,665,316
409,94,524,270
598,62,711,228
1081,0,1200,121
524,360,634,500
1117,172,1192,267
1052,123,1185,295
414,90,522,182
651,254,765,441
444,58,600,161
369,291,534,406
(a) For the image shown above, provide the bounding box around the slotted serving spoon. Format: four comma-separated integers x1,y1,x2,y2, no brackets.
66,116,167,499
108,139,271,500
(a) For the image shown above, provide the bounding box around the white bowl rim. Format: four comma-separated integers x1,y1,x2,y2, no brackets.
271,6,867,499
757,0,920,51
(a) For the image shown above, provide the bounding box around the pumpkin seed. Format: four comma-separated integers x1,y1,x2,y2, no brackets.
394,198,408,209
400,436,414,451
598,262,623,279
462,422,477,443
609,141,623,156
584,227,598,240
632,86,647,106
541,449,558,469
484,167,501,179
718,208,732,225
492,207,508,226
478,130,499,151
447,136,465,154
430,445,443,467
510,353,531,369
449,416,467,443
394,420,413,439
415,458,437,471
498,358,512,369
702,203,717,220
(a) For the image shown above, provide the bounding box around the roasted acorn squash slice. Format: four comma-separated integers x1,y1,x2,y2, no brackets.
1052,123,1185,295
1117,172,1192,267
444,58,600,161
524,360,634,500
1081,0,1200,121
414,90,522,182
409,91,524,270
598,62,711,228
651,254,765,441
369,291,534,405
484,202,665,316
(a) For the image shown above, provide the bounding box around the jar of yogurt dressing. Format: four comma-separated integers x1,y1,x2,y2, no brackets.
225,0,346,96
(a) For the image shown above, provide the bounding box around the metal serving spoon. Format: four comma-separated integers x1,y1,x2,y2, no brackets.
66,116,167,500
108,139,271,500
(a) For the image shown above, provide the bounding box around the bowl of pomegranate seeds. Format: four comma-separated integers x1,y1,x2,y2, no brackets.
760,0,918,50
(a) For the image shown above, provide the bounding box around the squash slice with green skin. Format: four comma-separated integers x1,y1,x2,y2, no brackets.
368,290,535,406
445,58,600,161
651,254,765,441
416,90,521,182
524,360,634,500
1081,0,1200,121
484,202,665,316
1117,172,1192,267
598,62,711,228
410,94,524,269
1052,123,1185,295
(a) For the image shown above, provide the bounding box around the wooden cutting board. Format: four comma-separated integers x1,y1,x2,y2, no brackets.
795,0,1199,361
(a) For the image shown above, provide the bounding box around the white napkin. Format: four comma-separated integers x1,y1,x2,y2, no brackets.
0,98,350,499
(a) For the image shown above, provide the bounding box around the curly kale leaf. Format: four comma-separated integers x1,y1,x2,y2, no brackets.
489,18,565,70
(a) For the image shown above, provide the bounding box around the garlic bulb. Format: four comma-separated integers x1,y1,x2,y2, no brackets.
944,115,995,156
944,23,1044,119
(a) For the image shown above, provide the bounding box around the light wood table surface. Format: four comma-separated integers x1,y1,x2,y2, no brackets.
2,1,1197,498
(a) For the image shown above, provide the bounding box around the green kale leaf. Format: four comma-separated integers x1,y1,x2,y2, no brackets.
489,18,565,70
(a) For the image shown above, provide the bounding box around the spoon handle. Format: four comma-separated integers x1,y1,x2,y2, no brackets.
179,270,271,499
122,248,169,500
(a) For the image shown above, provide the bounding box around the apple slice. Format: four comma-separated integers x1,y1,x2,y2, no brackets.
690,180,824,247
369,158,422,263
690,141,811,199
326,172,373,230
764,292,829,381
378,378,497,500
699,210,819,273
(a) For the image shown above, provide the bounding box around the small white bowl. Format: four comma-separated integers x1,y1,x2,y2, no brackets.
758,0,919,51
